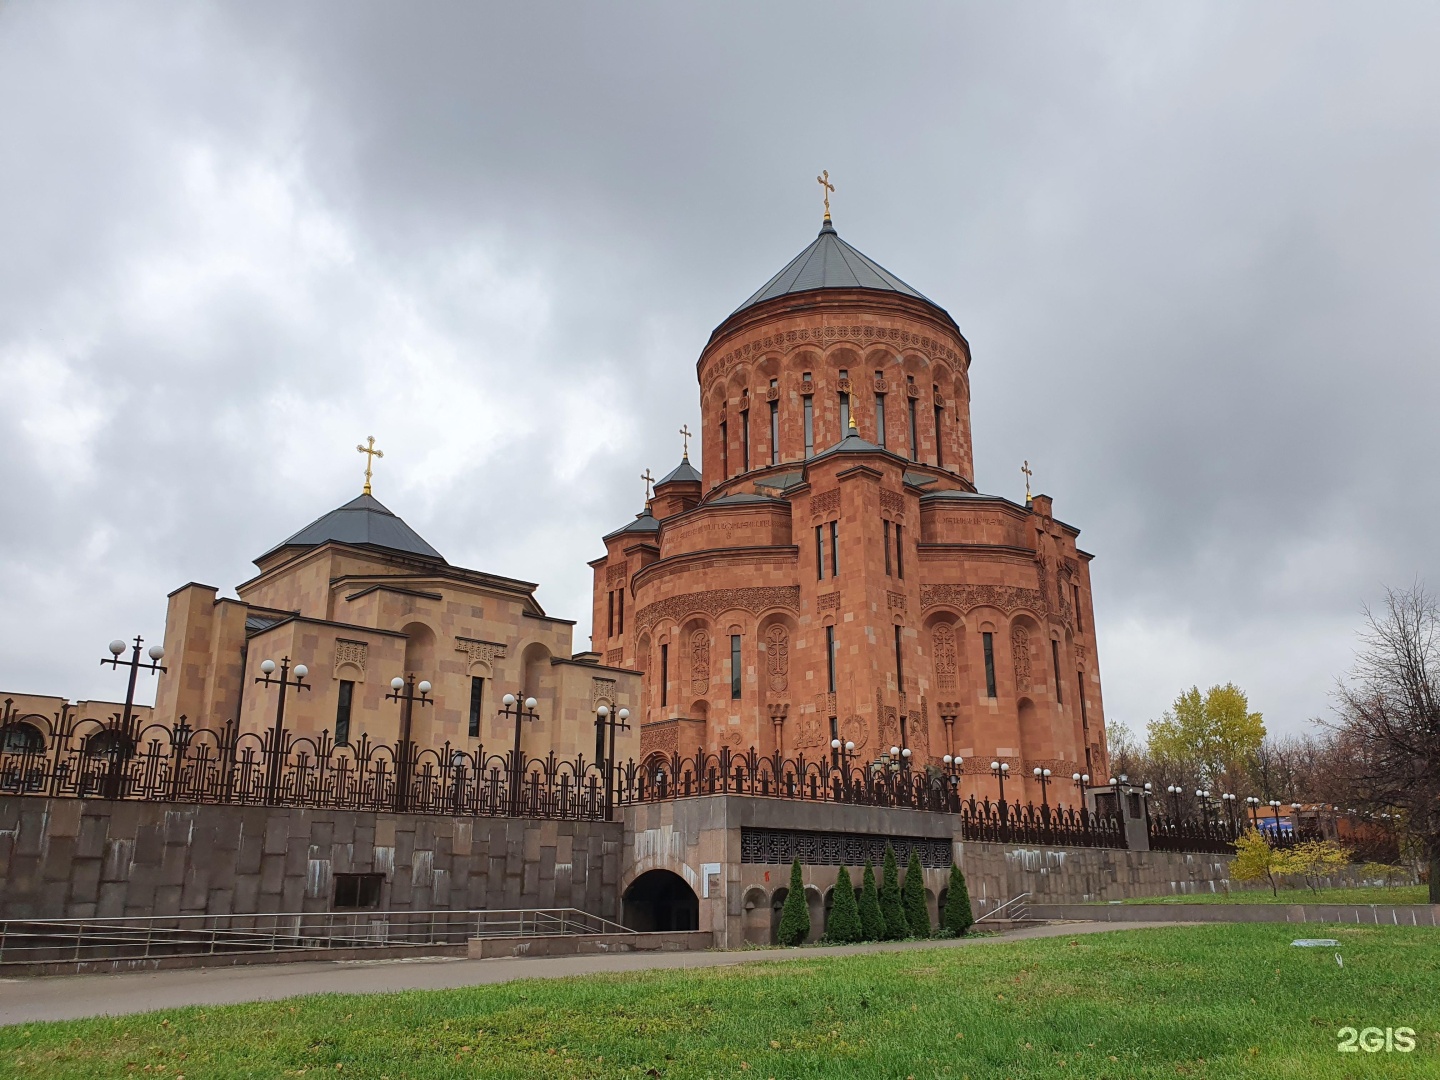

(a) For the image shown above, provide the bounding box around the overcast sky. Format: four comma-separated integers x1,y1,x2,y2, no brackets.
2,2,1436,740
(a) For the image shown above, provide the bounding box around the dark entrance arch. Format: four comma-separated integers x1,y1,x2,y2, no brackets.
622,869,699,931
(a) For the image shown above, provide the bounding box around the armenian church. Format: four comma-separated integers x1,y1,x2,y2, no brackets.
592,194,1110,804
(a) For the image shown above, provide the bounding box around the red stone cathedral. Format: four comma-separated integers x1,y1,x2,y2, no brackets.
591,206,1109,804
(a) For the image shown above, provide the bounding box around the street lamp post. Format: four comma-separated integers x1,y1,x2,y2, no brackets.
990,760,1010,819
596,704,631,820
499,693,540,817
1194,789,1212,825
1246,796,1261,830
1268,799,1282,838
1167,784,1184,821
99,636,167,799
255,656,310,805
834,738,858,799
942,754,963,809
1221,792,1238,835
385,674,433,812
1032,767,1052,815
1291,802,1304,838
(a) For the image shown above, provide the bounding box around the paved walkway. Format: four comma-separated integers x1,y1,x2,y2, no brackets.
0,920,1181,1026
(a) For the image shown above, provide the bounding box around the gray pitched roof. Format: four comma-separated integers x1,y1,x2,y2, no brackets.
731,220,940,317
604,504,661,541
261,494,444,563
657,455,701,486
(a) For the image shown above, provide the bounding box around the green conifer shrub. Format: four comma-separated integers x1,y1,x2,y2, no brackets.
824,866,863,943
776,858,811,946
879,844,909,939
858,859,886,941
942,861,974,935
901,849,931,937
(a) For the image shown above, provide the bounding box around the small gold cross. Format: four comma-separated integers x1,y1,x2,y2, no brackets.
816,170,835,222
679,424,692,459
1021,460,1033,501
357,436,384,495
641,468,655,501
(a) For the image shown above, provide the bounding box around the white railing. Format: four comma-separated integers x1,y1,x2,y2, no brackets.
0,907,633,966
974,892,1031,924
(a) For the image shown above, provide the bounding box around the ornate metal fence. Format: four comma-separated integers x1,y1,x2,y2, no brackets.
0,713,1121,847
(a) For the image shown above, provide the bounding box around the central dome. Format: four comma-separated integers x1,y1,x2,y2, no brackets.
729,219,943,318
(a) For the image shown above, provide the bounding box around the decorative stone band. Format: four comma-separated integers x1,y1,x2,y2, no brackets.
702,323,964,397
919,583,1047,615
590,677,617,709
634,586,801,635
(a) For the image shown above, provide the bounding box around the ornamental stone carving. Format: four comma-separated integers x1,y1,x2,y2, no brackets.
919,583,1045,615
690,630,710,695
766,624,790,693
932,623,957,691
887,591,906,612
879,490,905,517
605,648,624,666
606,564,628,587
793,714,826,750
455,637,506,671
334,639,368,679
591,677,617,709
634,586,801,635
1011,625,1032,692
818,592,840,612
811,489,840,518
840,714,869,753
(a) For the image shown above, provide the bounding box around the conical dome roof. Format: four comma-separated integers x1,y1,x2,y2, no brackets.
730,219,943,318
259,493,444,563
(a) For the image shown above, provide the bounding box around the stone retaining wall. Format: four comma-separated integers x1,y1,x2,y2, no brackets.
0,796,623,920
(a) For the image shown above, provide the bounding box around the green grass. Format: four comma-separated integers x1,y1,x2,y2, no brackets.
4,924,1439,1078
1119,885,1430,906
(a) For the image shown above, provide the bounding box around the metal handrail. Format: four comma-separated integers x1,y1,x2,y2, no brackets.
974,892,1031,924
0,907,633,965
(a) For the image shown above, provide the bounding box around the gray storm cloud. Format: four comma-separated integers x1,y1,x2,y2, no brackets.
1,1,1436,736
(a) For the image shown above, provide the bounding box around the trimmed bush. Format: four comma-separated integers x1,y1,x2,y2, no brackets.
825,866,863,943
942,861,974,935
858,859,886,941
879,844,909,939
776,858,811,946
901,850,930,937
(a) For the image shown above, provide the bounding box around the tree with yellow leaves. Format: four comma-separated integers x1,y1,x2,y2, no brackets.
1147,683,1265,788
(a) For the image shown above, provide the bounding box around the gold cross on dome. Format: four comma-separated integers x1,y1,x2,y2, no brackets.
1021,459,1033,501
641,468,655,501
679,424,692,459
357,436,384,495
816,170,834,221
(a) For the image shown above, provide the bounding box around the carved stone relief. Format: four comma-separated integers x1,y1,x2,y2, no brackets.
334,639,368,679
766,624,790,693
690,630,710,695
455,637,506,671
932,622,957,691
1011,625,1032,692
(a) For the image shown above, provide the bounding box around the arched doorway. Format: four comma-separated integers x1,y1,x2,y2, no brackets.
622,869,699,932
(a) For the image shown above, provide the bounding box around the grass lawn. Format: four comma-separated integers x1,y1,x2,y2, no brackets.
1119,885,1430,906
3,924,1439,1078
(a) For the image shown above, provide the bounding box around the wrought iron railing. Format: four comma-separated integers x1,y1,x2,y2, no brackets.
0,715,1121,846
